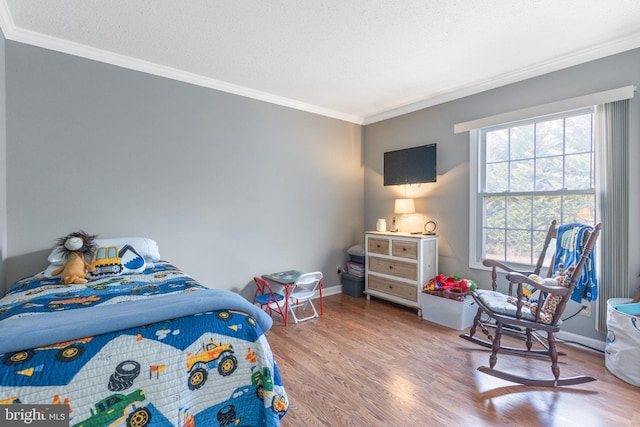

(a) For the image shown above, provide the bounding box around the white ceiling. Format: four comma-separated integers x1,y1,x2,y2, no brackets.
1,1,640,124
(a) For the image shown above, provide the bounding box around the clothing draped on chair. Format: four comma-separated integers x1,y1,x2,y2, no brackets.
552,223,598,303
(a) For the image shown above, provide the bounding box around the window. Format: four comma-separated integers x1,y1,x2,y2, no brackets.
470,108,596,268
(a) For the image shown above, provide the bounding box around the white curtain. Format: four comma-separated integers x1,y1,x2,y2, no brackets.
594,99,629,333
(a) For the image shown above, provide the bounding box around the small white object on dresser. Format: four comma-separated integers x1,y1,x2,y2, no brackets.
364,231,438,313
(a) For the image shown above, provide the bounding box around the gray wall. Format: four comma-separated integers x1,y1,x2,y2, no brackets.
0,30,6,290
364,48,640,341
2,39,364,297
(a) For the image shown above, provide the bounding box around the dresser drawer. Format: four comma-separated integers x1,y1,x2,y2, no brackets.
368,237,390,255
368,275,418,302
368,256,417,281
392,240,418,260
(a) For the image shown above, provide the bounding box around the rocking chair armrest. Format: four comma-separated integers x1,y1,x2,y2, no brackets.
483,259,535,293
483,260,535,277
504,271,540,287
531,282,572,297
482,259,521,273
505,272,571,297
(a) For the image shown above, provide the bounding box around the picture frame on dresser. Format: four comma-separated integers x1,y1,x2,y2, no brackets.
364,231,438,315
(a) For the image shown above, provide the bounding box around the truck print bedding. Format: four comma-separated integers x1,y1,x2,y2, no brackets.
0,261,288,426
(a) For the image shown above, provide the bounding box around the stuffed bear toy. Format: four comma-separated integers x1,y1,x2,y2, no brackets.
50,231,98,284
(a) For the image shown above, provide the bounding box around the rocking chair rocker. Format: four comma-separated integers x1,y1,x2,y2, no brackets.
460,220,601,387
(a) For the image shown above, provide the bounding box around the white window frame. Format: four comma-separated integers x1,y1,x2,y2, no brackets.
469,108,596,271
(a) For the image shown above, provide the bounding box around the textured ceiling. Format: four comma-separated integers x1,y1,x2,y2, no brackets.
1,0,640,124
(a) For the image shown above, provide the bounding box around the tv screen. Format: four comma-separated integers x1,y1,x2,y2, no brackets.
384,144,437,186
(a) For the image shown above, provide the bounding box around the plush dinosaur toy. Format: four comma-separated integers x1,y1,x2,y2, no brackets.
50,231,98,284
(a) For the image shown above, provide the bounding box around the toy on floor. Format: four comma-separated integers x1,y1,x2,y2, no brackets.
50,231,98,284
424,274,477,300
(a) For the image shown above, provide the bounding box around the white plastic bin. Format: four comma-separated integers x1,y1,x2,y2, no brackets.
605,298,640,387
420,292,477,330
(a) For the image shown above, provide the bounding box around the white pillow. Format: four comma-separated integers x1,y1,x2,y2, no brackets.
48,237,161,265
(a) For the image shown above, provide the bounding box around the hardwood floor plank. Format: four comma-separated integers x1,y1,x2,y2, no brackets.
266,294,640,426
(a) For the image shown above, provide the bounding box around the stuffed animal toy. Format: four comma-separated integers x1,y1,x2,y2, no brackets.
507,264,575,323
50,231,98,284
530,264,575,323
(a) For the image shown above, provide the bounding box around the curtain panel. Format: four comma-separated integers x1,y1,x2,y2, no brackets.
594,99,629,333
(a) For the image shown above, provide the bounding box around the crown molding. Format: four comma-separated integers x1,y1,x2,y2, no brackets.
0,9,364,125
362,32,640,125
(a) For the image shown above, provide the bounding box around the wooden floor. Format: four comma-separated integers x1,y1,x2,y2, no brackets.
266,293,640,427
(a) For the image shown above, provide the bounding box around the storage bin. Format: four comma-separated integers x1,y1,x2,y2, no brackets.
342,273,365,298
605,298,640,386
420,292,477,330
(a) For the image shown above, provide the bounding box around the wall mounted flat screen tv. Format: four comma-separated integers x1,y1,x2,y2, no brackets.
384,143,437,186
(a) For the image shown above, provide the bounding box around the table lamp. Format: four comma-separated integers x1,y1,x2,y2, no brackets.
394,198,415,232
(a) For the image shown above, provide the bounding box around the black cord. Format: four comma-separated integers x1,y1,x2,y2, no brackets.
562,306,585,321
555,337,605,354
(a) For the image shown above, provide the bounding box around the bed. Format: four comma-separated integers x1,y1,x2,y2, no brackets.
0,238,288,427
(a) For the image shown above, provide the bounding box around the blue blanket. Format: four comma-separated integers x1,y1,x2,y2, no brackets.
0,289,272,354
0,261,272,354
552,223,598,302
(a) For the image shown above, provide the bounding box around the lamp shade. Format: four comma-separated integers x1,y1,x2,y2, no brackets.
394,198,415,214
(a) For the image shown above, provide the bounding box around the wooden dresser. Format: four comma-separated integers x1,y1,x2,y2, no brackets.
364,231,438,312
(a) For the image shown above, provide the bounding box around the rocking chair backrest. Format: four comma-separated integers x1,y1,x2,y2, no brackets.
533,220,558,278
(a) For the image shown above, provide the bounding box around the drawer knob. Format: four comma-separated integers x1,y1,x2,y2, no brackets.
389,266,393,269
402,248,407,251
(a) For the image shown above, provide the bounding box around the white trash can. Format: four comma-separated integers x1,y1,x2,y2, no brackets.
605,298,640,386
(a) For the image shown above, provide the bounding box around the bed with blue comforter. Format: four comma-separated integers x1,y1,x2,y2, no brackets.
0,261,288,426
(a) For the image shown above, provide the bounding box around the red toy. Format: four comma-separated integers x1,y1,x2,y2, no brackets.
424,274,477,295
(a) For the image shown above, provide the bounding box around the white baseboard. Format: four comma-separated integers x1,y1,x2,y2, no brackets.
556,330,605,352
317,285,344,298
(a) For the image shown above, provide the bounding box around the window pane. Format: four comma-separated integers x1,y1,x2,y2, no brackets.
486,129,508,162
563,195,596,226
478,108,594,267
565,153,592,190
535,156,563,191
510,159,534,192
565,114,592,154
536,119,563,156
533,230,555,268
485,197,505,228
532,195,561,230
507,196,531,229
510,125,534,160
486,162,508,192
506,229,532,265
485,228,505,260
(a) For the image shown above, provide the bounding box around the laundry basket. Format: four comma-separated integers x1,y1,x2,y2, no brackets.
605,298,640,386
